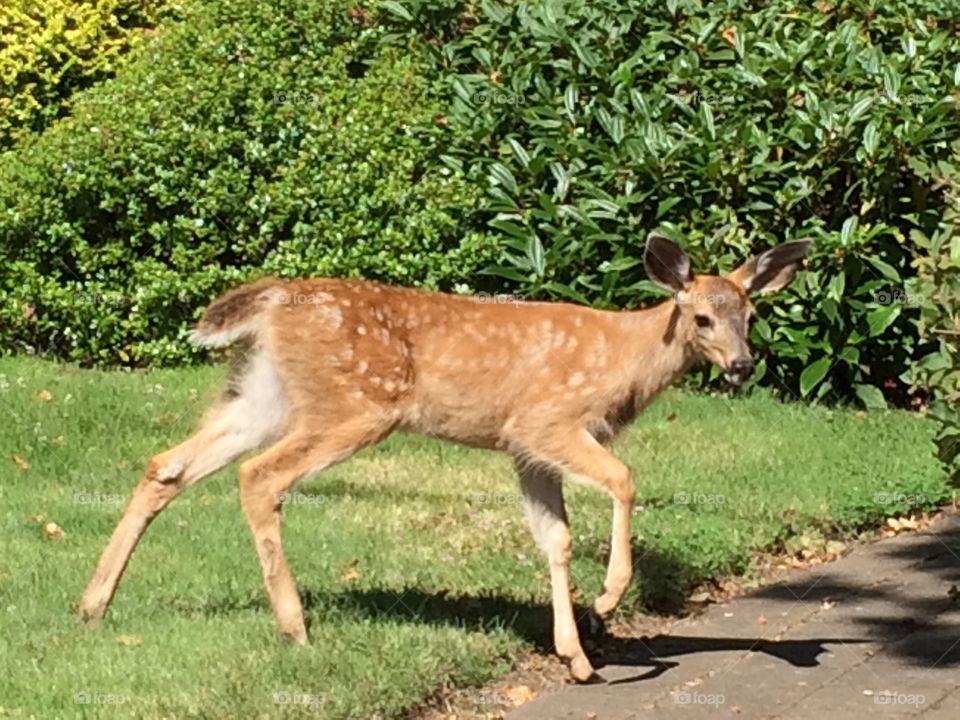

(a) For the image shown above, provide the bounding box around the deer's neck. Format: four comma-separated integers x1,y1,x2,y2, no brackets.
608,299,696,411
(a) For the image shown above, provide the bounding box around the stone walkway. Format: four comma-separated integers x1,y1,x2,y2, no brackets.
509,512,960,719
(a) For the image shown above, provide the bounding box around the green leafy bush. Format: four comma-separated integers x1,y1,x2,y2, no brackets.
908,179,960,481
3,0,960,412
382,0,960,405
0,0,495,366
0,0,172,149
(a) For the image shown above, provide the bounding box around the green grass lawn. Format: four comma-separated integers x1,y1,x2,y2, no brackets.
0,356,947,719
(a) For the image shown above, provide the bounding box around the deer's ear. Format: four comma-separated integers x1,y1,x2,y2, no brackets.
644,233,692,293
727,239,811,294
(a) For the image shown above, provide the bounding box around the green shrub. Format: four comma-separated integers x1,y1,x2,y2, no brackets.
3,0,960,411
0,0,495,366
908,178,960,481
382,0,960,405
0,0,172,149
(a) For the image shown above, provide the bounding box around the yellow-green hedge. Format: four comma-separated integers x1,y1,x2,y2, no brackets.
0,0,167,148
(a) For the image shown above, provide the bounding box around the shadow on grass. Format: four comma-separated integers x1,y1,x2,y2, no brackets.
297,585,864,683
178,538,694,626
182,522,960,682
624,539,697,614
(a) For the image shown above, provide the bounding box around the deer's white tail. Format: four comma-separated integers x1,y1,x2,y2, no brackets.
187,278,285,348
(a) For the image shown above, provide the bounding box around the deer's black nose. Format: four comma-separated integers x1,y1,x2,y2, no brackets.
726,358,754,385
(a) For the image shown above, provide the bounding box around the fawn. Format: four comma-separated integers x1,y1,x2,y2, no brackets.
78,233,809,681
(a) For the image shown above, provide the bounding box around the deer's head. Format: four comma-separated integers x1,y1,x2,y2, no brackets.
644,233,810,385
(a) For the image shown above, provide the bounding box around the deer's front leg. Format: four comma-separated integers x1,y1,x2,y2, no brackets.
515,459,595,682
594,493,634,619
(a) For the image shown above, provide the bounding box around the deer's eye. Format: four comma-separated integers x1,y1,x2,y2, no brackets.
694,314,713,329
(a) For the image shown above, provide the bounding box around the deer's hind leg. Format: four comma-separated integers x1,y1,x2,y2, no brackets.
238,412,395,642
79,351,288,623
515,457,595,682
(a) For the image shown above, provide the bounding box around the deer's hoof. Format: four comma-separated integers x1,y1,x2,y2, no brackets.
279,626,308,644
77,599,106,626
78,612,102,628
568,653,597,683
585,608,609,638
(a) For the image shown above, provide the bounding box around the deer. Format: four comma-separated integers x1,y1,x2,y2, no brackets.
78,233,810,682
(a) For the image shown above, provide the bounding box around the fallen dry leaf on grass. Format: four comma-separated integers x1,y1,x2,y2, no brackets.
34,389,52,401
42,522,63,540
340,558,360,583
11,454,31,470
117,634,142,647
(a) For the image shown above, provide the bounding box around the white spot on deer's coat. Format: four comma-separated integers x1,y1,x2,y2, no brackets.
585,334,609,367
318,304,342,329
568,372,585,387
356,325,367,335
